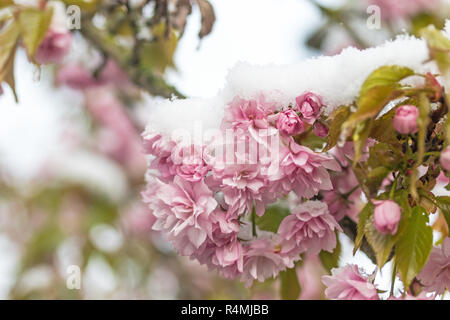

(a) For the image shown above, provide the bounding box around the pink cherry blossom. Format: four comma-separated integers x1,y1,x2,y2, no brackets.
440,146,450,171
322,168,363,222
393,105,419,134
222,96,277,143
278,201,341,265
417,237,450,295
322,264,379,300
154,176,218,255
295,92,323,124
213,164,267,217
241,239,285,287
276,109,304,136
142,130,176,157
372,200,402,235
171,145,210,182
270,139,340,199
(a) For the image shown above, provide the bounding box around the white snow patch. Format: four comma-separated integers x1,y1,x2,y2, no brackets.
145,35,438,135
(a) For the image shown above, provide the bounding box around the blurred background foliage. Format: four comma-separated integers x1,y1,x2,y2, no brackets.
0,0,449,299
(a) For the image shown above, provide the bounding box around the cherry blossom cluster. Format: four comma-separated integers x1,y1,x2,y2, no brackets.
142,92,343,286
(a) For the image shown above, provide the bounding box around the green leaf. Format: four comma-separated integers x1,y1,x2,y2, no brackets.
19,7,54,60
420,25,450,74
367,142,402,170
342,66,414,133
0,20,20,101
395,206,433,288
434,196,450,232
352,119,373,164
324,105,351,151
319,234,341,274
359,66,415,99
354,202,373,254
370,107,400,145
256,205,290,233
0,0,13,9
279,267,301,300
140,23,179,75
366,166,391,196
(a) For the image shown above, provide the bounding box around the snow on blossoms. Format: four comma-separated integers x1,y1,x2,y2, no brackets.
142,92,341,286
141,34,438,287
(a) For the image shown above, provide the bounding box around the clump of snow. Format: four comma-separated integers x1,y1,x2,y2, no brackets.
145,35,432,135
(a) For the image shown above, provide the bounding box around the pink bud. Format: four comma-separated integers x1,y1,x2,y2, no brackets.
313,121,329,137
393,105,419,134
440,146,450,171
295,92,323,124
373,200,401,235
276,109,304,136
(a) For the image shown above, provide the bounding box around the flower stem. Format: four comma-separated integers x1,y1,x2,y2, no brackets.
251,206,257,238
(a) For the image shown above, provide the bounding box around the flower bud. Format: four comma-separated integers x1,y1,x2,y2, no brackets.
373,200,401,235
440,146,450,171
313,121,329,137
393,105,419,134
295,92,323,124
276,109,304,136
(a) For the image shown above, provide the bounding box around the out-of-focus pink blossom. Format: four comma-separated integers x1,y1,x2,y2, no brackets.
297,254,326,300
278,201,341,265
35,28,72,64
241,239,285,287
322,264,379,300
373,200,402,235
440,146,450,171
56,63,97,90
276,109,304,136
417,237,450,295
99,59,130,87
369,0,440,20
122,203,156,234
85,87,146,175
393,105,419,134
295,92,323,124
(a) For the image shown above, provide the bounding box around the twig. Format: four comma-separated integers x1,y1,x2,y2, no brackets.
79,15,185,98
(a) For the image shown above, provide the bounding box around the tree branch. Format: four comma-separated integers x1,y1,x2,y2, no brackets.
79,15,185,99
